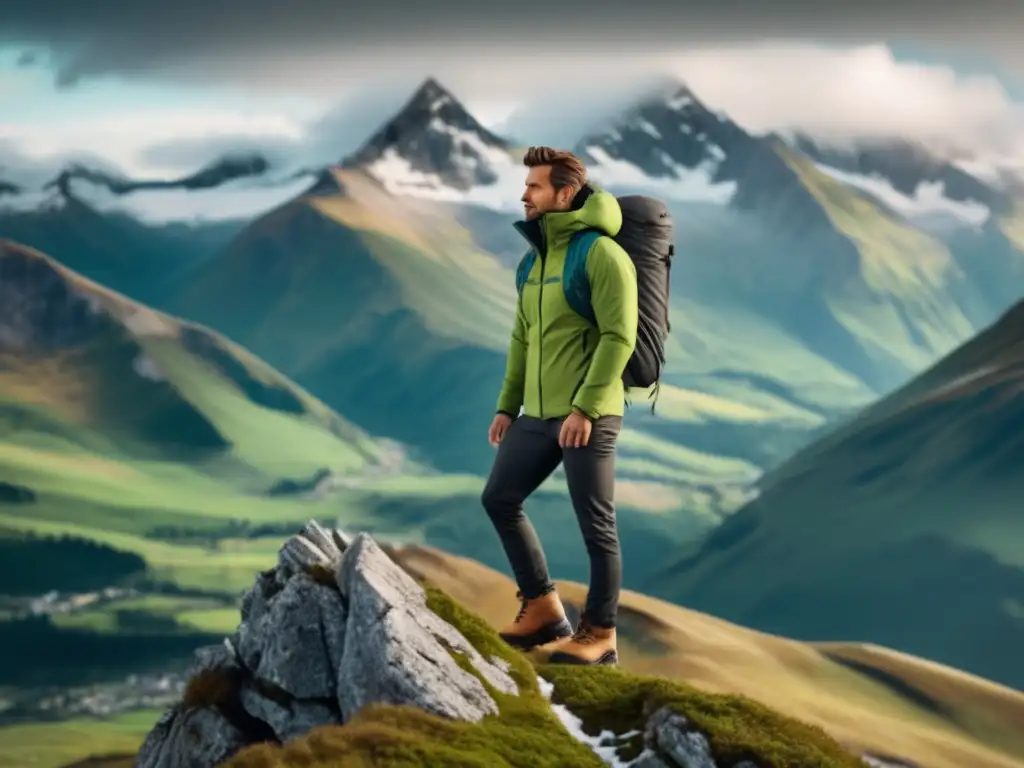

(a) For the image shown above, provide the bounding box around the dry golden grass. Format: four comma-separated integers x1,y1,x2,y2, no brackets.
0,443,139,480
389,544,1024,768
815,642,1024,759
0,363,91,422
181,664,243,711
307,169,469,262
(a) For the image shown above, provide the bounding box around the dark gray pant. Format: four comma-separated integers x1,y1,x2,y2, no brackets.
481,414,623,628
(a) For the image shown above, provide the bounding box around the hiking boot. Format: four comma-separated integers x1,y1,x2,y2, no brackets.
547,614,618,666
498,590,573,651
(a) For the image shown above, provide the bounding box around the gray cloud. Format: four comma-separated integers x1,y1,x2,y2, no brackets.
0,138,125,186
137,85,423,173
2,1,1023,92
15,49,38,67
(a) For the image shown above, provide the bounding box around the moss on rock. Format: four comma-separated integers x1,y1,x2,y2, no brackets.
540,663,865,768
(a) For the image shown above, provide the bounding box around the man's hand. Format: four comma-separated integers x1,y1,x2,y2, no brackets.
488,413,513,446
559,410,593,449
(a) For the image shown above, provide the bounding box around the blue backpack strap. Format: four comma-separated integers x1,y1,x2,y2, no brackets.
562,229,601,325
515,249,537,294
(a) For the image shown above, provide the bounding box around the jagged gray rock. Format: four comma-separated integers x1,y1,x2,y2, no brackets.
644,706,717,768
136,522,520,768
135,704,249,768
277,519,343,576
337,533,517,723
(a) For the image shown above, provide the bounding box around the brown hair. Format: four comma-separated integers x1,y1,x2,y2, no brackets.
523,146,587,193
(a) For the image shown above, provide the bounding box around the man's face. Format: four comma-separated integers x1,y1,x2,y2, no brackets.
522,165,573,220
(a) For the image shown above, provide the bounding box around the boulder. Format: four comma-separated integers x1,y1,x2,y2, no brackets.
136,520,519,768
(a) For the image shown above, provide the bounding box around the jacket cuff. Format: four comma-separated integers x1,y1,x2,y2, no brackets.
572,405,598,421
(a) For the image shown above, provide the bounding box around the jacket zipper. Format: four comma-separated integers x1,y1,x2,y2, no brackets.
537,253,546,419
569,329,589,410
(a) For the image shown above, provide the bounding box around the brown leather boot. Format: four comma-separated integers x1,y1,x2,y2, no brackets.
547,614,618,666
498,590,573,651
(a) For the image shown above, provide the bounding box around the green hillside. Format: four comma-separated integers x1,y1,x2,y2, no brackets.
0,238,442,592
655,298,1024,691
0,198,237,307
0,239,692,696
167,169,516,477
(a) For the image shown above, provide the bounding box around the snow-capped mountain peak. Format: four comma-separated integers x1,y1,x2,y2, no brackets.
792,134,1010,229
0,155,316,224
342,77,524,210
576,81,749,205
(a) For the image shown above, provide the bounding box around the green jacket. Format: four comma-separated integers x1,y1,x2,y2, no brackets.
496,186,638,421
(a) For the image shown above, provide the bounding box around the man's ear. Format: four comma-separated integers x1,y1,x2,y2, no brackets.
556,185,575,206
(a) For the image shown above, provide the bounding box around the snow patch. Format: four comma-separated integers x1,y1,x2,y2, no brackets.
634,120,662,140
924,365,996,400
73,290,104,316
667,93,694,111
585,145,737,205
364,124,524,212
814,163,992,228
58,173,317,225
861,755,917,768
132,353,165,381
536,675,655,767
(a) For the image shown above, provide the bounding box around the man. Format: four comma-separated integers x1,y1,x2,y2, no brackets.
480,146,638,666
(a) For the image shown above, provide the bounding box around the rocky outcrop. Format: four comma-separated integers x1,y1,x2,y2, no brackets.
134,520,885,768
135,521,518,768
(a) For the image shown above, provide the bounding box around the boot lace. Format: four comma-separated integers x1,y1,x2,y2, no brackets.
571,618,597,644
513,591,529,624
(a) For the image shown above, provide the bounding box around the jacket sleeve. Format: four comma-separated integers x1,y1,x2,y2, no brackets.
495,295,528,416
571,237,637,419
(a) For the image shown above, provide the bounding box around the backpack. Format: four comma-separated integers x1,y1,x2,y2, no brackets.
515,195,675,408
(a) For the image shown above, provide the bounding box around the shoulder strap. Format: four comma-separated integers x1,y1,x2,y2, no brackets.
562,229,601,325
515,249,537,295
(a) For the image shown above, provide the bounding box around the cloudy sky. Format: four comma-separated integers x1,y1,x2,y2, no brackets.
1,1,1024,179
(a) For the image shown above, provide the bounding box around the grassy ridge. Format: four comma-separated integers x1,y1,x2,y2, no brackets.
392,544,1024,768
657,300,1024,691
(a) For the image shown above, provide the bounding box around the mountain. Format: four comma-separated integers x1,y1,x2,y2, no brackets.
167,165,520,474
575,82,1024,405
45,154,274,196
574,83,774,207
0,153,308,227
342,77,524,208
790,134,1011,229
0,156,318,307
0,237,397,502
654,298,1024,690
0,194,239,307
